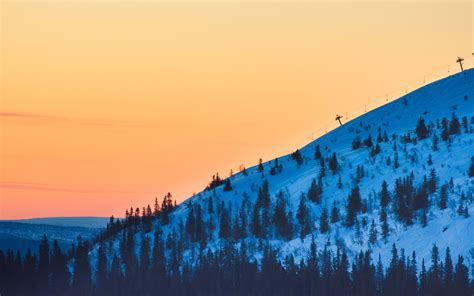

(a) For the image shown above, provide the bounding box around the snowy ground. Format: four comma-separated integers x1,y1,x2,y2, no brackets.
91,69,474,275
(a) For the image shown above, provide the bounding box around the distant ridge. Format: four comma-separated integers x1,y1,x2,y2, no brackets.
4,216,110,229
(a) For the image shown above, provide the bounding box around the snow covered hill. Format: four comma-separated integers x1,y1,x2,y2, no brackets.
93,69,474,274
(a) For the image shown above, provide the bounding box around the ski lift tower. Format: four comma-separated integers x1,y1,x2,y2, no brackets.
456,57,464,72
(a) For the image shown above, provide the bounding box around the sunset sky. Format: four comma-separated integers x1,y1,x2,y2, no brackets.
1,0,472,219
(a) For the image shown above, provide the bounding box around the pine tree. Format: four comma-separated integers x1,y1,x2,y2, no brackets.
380,180,390,208
160,192,174,224
453,256,470,296
414,179,429,210
151,229,166,288
415,117,429,139
444,248,453,293
223,179,232,191
308,179,320,203
296,194,311,238
441,122,450,141
185,205,196,241
369,220,378,245
109,254,122,295
428,245,444,296
256,180,271,209
346,186,362,227
432,134,439,151
139,235,151,294
352,137,362,150
38,234,50,293
72,236,92,295
428,168,437,193
377,127,383,143
274,191,293,240
250,203,262,238
291,149,303,166
439,184,448,210
380,208,389,239
195,205,206,243
421,207,428,227
364,134,373,147
330,201,340,223
468,156,474,177
50,240,69,295
258,158,264,172
219,206,231,239
154,197,160,216
96,245,108,295
319,208,329,233
315,145,322,159
448,113,461,135
329,152,338,174
319,157,326,178
208,195,214,215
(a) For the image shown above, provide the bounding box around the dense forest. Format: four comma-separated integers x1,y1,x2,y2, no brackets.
0,230,472,295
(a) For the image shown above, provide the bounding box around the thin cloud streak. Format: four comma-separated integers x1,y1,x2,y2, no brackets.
0,111,129,127
0,182,135,194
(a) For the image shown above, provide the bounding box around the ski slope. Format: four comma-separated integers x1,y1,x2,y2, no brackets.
92,69,474,274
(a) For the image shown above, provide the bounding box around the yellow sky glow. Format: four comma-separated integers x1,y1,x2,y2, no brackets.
0,1,472,219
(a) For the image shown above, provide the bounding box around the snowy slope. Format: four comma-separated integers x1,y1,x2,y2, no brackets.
93,69,474,273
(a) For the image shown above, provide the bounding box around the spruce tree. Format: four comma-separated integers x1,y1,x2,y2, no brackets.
223,179,232,191
319,157,326,178
315,145,322,159
453,256,470,295
444,248,453,293
38,234,50,293
439,184,448,210
109,254,122,295
428,168,437,193
319,208,329,233
250,203,262,238
291,149,303,166
208,195,214,215
346,186,362,227
185,205,196,241
380,208,389,239
151,229,166,286
369,220,378,245
296,194,311,238
219,206,231,239
50,240,69,295
274,191,293,240
308,179,320,203
258,158,264,172
432,134,439,151
195,205,206,243
330,201,340,223
329,152,339,174
380,181,390,208
415,117,429,139
448,113,461,135
96,245,108,295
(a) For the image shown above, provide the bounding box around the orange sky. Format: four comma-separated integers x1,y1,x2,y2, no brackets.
0,0,472,219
